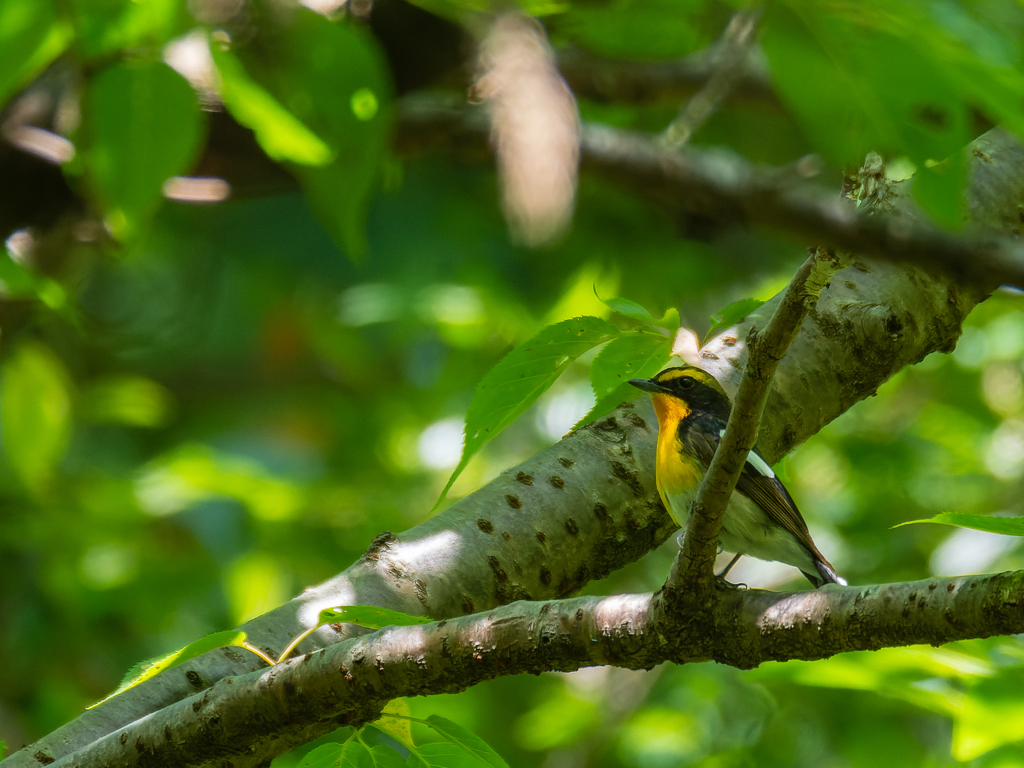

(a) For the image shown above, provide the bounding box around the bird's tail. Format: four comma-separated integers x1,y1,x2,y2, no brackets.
813,558,847,587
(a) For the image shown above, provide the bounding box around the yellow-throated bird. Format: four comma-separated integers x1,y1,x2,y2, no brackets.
630,365,845,588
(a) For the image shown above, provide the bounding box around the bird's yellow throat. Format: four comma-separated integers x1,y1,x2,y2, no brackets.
650,393,701,499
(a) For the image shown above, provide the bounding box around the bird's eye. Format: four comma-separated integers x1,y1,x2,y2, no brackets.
678,377,695,390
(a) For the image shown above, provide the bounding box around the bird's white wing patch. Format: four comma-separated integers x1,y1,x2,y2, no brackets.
718,428,776,478
746,452,776,478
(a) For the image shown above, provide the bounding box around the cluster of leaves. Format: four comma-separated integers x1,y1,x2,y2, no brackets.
439,297,680,502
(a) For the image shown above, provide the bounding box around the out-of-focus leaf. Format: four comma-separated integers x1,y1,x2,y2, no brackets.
0,0,72,108
437,316,620,505
81,59,204,240
237,9,392,258
558,0,710,59
1,342,72,489
318,606,430,630
762,4,971,167
896,512,1024,537
80,375,173,427
706,298,765,342
576,332,672,428
409,742,493,768
69,0,182,59
0,246,69,314
209,44,335,167
89,630,248,708
913,153,968,229
226,552,288,625
373,700,415,748
421,715,508,768
600,295,679,331
954,669,1024,761
134,443,305,520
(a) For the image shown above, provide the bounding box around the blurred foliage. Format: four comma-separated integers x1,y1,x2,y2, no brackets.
3,0,1024,766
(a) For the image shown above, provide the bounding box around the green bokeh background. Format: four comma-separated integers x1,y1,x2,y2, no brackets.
3,0,1024,766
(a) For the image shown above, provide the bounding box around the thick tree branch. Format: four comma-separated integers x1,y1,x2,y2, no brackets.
396,100,1024,291
38,571,1024,768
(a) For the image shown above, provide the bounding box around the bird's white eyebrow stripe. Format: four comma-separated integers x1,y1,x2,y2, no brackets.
719,429,776,478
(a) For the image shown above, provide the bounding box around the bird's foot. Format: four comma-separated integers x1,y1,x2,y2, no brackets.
715,576,748,591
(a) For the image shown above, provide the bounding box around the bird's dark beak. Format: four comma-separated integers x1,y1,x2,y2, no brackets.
629,378,665,394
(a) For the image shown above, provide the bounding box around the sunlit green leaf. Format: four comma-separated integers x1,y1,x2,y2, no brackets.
896,512,1024,537
438,316,620,505
318,606,431,630
210,43,335,167
1,342,72,490
80,375,173,427
706,298,765,342
600,295,679,331
134,443,304,520
81,59,204,239
409,742,493,768
298,742,381,768
0,0,72,109
373,699,414,748
368,745,407,768
954,669,1024,761
575,332,672,428
89,630,248,708
69,0,182,59
421,715,508,768
297,743,345,768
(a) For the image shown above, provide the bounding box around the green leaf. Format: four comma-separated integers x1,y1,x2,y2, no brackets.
895,512,1024,537
297,744,345,768
912,153,968,230
421,716,509,768
599,295,679,331
762,4,971,166
80,375,173,428
318,605,431,630
575,333,673,429
953,669,1024,761
89,630,248,708
706,298,765,342
69,0,182,59
81,59,204,240
0,0,72,109
373,699,415,748
237,9,392,258
437,316,620,505
1,342,72,490
368,745,408,768
209,43,335,167
409,743,493,768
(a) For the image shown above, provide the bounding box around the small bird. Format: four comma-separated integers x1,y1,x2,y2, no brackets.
629,365,845,588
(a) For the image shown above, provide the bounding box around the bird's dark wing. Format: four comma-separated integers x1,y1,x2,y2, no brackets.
683,418,822,557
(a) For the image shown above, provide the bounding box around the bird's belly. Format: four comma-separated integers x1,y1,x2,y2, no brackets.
660,487,815,573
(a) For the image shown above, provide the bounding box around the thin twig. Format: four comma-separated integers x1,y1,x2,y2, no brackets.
668,248,851,592
661,7,763,148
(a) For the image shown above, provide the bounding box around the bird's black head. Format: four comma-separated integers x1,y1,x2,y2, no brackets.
629,366,731,416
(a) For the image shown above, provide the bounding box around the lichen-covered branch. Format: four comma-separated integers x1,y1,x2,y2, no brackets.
36,571,1024,768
